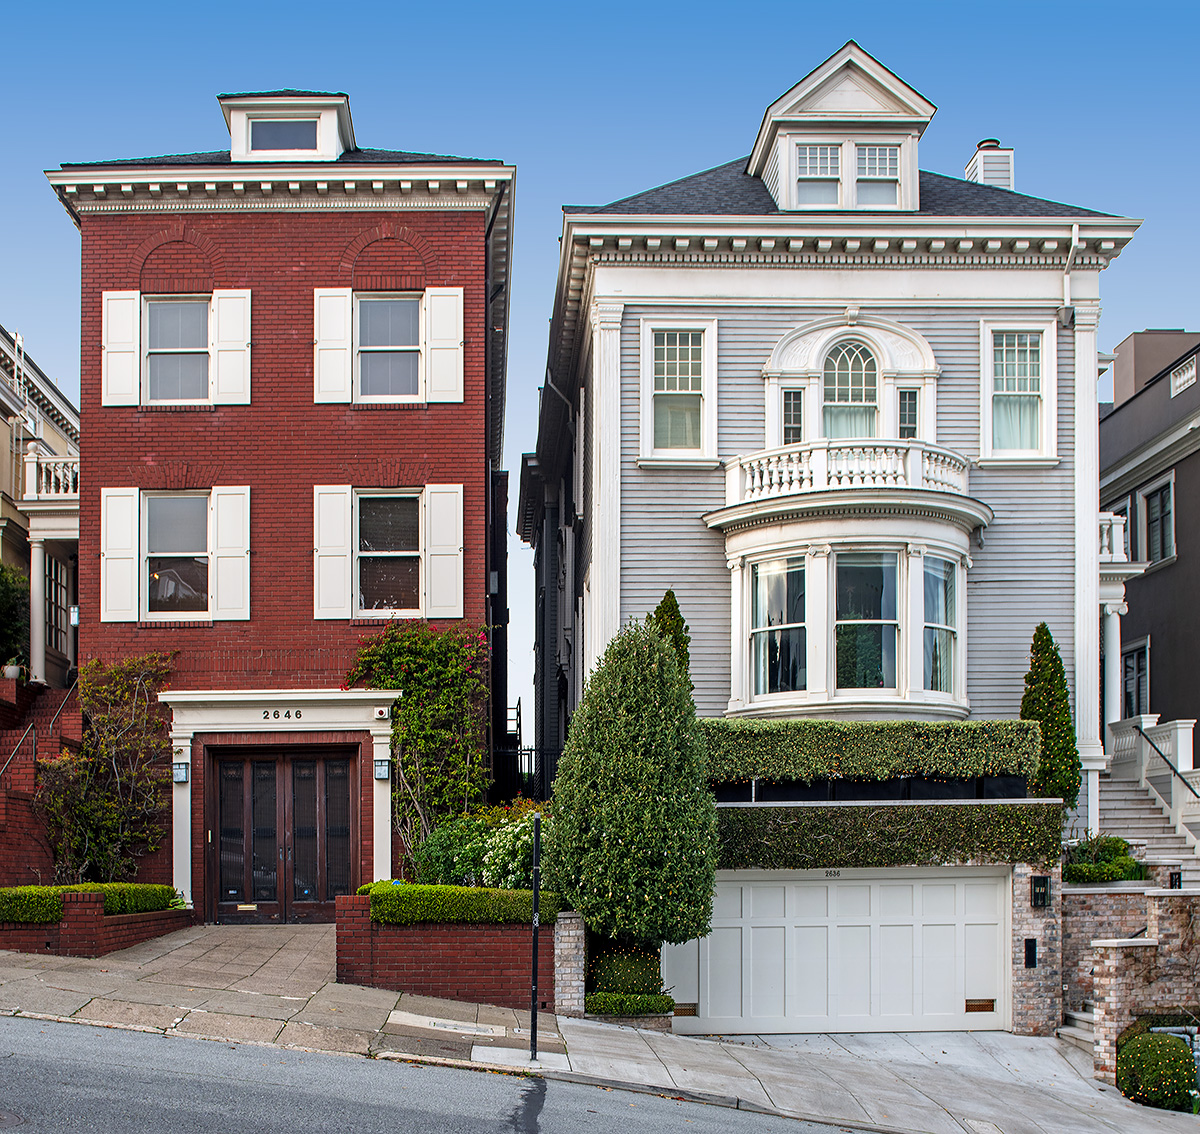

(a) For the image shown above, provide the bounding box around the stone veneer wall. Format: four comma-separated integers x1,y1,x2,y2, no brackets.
1091,889,1200,1083
553,911,585,1017
1011,863,1062,1036
1061,889,1148,1011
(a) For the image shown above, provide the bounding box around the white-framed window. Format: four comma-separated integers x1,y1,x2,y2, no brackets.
856,145,899,206
313,287,463,405
1170,355,1197,398
101,290,252,407
1123,638,1149,718
782,388,804,445
978,318,1057,462
835,551,898,689
250,118,318,152
923,556,956,693
313,484,463,619
796,145,840,205
1137,473,1175,565
750,558,806,695
638,318,718,463
99,486,251,623
823,341,878,439
898,389,919,439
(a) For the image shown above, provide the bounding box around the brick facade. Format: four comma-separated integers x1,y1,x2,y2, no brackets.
553,910,585,1017
1010,863,1062,1036
1062,887,1149,1011
0,891,194,957
335,894,555,1012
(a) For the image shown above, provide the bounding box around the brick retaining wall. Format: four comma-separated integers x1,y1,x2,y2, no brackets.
336,894,555,1011
1061,888,1148,1011
0,891,194,957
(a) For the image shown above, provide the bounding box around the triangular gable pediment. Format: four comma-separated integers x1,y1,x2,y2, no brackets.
747,42,937,175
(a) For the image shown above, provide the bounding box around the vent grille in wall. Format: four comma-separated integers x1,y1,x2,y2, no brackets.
673,1003,698,1017
965,999,996,1013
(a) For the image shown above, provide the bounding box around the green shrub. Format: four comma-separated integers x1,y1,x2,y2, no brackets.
1116,1033,1197,1111
588,941,663,995
1063,834,1148,883
718,803,1063,870
1021,623,1081,808
482,810,552,891
365,881,561,926
647,590,692,691
0,883,177,924
700,718,1040,785
0,564,29,668
586,992,675,1016
413,799,550,888
413,814,491,886
547,622,718,947
1119,1012,1200,1052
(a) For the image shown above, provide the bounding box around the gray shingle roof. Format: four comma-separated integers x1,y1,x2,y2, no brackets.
217,89,348,99
564,158,1113,218
59,147,505,170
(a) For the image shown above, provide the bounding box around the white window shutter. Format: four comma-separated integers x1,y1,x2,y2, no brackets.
212,290,252,404
425,483,463,619
313,485,353,618
210,486,251,620
313,288,353,403
425,287,464,402
100,488,139,622
101,291,140,406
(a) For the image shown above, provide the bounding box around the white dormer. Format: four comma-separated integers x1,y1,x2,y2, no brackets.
746,42,936,212
219,91,356,162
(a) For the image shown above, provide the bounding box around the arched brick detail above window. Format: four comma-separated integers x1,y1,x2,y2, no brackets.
352,238,428,292
139,240,215,294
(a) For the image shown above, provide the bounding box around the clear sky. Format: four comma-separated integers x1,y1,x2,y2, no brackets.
3,0,1197,720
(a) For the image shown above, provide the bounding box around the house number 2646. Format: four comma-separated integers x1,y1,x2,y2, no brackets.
262,709,301,720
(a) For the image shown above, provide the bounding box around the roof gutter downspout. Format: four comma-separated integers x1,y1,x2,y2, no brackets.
1063,222,1082,308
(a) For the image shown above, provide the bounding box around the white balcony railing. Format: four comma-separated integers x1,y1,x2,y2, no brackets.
725,439,970,507
23,442,79,501
1098,511,1130,563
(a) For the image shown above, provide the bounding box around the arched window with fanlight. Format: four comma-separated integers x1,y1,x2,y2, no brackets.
822,341,878,439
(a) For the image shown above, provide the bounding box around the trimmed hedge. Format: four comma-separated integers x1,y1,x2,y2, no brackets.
700,718,1041,785
1063,857,1147,884
588,942,663,995
1117,1033,1197,1111
363,881,562,927
0,884,177,924
586,992,675,1016
718,803,1063,870
1118,1011,1200,1051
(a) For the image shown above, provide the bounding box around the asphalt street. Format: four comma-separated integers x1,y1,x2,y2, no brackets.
0,1016,851,1133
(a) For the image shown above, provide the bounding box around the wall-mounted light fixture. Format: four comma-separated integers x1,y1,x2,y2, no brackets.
374,758,391,781
172,762,190,784
1031,875,1050,908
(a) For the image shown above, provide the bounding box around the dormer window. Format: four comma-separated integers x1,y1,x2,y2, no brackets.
250,119,318,152
856,145,899,206
796,146,840,205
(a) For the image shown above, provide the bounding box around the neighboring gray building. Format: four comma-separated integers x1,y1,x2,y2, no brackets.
520,42,1140,1035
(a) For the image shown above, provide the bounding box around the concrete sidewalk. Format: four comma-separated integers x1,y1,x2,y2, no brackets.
0,925,1190,1134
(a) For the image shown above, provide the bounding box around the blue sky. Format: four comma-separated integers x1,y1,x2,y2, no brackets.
3,1,1197,714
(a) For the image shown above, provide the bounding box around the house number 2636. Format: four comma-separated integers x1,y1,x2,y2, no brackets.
262,709,301,720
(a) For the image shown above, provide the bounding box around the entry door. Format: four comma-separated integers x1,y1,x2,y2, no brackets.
215,755,355,923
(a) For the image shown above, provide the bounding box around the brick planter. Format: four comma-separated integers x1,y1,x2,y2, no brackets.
584,1013,673,1032
336,893,556,1011
0,891,195,957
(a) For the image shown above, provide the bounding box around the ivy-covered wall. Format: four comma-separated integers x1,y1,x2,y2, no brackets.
717,802,1062,870
701,718,1041,784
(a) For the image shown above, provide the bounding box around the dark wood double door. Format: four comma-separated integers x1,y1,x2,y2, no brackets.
211,749,358,923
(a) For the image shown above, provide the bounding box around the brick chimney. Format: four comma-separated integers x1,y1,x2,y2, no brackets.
965,139,1014,191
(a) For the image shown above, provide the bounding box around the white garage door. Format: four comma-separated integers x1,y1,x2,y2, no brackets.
663,867,1009,1034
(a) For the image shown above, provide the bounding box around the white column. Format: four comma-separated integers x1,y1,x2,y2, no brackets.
28,536,46,684
806,545,830,698
1102,601,1126,749
371,727,393,882
906,544,926,699
1074,305,1104,773
589,300,624,670
727,556,745,712
170,728,193,905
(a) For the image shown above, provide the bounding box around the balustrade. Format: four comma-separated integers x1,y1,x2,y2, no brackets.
22,442,79,501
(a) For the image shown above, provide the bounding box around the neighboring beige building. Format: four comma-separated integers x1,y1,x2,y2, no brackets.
0,325,79,685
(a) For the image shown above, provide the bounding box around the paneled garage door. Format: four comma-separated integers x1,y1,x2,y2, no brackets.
663,868,1009,1034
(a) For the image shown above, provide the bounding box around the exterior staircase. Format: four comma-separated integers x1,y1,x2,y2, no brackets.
1098,776,1200,886
1056,1003,1095,1053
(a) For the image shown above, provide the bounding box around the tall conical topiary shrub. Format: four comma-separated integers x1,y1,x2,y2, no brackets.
546,620,717,946
647,589,692,690
1020,622,1080,808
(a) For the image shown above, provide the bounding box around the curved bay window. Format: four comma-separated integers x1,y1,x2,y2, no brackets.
751,558,806,694
923,556,956,693
835,552,897,689
823,341,877,439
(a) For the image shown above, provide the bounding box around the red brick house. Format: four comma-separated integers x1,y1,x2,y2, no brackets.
45,91,514,922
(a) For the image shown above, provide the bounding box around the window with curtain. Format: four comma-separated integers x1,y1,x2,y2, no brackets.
823,341,878,438
835,552,897,689
653,330,703,449
923,556,956,693
992,331,1041,450
751,558,806,695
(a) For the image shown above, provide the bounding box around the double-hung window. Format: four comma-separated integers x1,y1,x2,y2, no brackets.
357,495,421,613
1144,481,1174,563
835,552,898,690
856,145,899,206
796,145,840,205
750,558,805,695
923,556,956,693
992,331,1041,450
99,486,251,622
898,390,919,439
313,287,464,404
639,319,718,462
101,291,252,406
823,341,878,438
782,389,804,445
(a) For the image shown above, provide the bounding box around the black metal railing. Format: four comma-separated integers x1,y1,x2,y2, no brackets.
490,746,560,802
1132,722,1200,801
